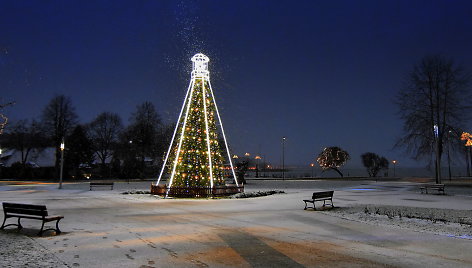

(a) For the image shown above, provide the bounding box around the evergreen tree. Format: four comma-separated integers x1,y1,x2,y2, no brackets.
167,80,226,187
67,125,94,178
158,54,236,191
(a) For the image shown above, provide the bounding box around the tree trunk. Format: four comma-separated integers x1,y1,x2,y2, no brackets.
330,168,344,178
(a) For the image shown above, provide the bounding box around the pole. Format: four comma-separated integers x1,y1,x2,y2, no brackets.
469,147,472,177
447,144,451,181
59,138,65,189
0,148,2,179
282,137,286,181
434,125,441,184
255,157,259,178
466,147,471,177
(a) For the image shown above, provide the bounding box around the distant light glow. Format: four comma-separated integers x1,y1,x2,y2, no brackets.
461,132,472,147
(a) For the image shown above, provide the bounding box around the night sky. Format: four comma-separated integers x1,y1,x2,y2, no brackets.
1,0,472,169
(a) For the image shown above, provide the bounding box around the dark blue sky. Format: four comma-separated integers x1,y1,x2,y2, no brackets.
1,0,472,168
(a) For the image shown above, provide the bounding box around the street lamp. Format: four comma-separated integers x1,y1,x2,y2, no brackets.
310,163,315,178
255,155,261,178
0,147,2,178
447,130,452,181
434,124,441,184
282,137,286,180
392,160,397,177
59,138,65,189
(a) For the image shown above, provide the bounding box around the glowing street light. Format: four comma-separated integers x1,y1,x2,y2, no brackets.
392,160,397,177
310,163,315,178
59,138,65,189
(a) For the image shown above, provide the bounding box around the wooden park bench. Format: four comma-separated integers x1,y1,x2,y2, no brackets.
1,202,64,236
420,184,445,195
303,191,334,210
90,182,114,191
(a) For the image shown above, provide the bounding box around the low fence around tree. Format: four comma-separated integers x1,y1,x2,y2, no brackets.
150,184,244,198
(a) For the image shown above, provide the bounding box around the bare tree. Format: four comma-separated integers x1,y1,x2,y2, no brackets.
396,55,471,183
2,119,47,165
361,152,389,177
88,112,123,167
41,95,78,170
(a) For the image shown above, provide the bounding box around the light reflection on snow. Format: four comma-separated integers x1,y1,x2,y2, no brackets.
446,234,472,240
349,188,376,191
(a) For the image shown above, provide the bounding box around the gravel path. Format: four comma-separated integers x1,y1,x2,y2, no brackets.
0,231,65,267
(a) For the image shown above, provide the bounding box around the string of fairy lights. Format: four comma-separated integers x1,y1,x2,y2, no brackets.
156,54,237,192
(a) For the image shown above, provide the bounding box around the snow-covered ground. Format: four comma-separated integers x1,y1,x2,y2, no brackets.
1,178,471,267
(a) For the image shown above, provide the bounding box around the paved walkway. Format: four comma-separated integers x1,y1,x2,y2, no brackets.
1,179,471,267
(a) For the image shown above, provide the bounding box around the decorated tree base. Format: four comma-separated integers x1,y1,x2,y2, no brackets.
150,183,244,198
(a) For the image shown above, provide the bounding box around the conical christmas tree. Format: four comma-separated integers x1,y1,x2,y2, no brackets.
157,53,238,195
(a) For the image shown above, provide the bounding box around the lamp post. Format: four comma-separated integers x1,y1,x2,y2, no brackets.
434,124,441,184
447,130,452,181
461,132,472,177
0,147,3,179
392,160,397,177
59,138,65,189
255,155,261,178
310,163,315,178
282,137,286,180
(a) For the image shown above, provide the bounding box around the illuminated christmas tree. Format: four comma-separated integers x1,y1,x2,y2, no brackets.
156,53,238,195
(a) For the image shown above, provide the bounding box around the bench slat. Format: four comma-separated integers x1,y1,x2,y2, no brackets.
3,203,47,210
4,208,48,217
312,191,334,199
